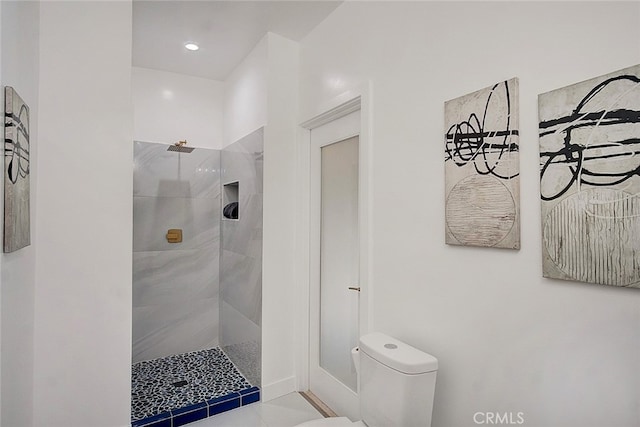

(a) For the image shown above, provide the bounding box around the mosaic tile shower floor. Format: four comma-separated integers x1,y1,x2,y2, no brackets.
132,347,255,424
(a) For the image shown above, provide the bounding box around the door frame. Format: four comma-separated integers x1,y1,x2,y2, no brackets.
295,83,373,415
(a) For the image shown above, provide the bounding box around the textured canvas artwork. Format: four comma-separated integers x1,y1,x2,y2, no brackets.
3,86,30,253
539,64,640,288
445,78,520,249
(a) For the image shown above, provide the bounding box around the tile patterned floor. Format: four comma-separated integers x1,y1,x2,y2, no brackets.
131,347,253,422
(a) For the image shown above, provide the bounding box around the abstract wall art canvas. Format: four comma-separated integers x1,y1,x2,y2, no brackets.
444,78,520,249
4,86,31,253
538,64,640,288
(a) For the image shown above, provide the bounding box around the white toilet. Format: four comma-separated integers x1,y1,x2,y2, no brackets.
298,332,438,427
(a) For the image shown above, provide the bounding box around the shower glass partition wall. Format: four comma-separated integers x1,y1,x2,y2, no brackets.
220,128,264,387
131,129,263,426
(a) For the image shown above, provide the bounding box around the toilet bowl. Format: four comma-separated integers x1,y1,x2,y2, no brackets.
297,333,438,427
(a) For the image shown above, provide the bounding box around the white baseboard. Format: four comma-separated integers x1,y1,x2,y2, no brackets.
261,376,297,402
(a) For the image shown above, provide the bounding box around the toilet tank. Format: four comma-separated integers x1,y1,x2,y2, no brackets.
359,333,438,427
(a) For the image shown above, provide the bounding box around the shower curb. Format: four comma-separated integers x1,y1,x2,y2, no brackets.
132,386,260,427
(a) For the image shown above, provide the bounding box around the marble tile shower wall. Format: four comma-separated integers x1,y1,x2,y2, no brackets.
220,128,264,387
133,141,221,363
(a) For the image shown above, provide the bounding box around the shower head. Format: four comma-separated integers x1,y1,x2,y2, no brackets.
167,145,195,153
167,140,195,153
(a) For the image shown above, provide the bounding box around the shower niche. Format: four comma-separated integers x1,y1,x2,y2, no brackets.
222,181,239,220
131,128,264,427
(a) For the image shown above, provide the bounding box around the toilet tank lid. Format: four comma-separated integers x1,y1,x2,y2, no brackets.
359,332,438,374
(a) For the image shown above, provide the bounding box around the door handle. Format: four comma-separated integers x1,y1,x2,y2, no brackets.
348,286,361,292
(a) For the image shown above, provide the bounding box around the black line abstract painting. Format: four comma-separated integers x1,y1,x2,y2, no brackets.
444,78,520,249
538,64,640,288
4,86,30,253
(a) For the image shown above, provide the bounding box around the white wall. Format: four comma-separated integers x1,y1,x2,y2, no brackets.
34,2,133,426
222,32,300,401
262,33,300,400
0,1,39,425
223,36,268,147
133,67,224,150
299,2,640,427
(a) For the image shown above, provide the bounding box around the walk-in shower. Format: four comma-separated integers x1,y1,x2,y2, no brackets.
131,128,264,427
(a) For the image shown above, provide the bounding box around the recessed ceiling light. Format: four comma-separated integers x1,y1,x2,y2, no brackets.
184,42,199,51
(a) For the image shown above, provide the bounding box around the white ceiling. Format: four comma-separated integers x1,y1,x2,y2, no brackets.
133,0,342,81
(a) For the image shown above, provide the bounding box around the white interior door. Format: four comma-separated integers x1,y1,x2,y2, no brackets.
309,109,361,420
